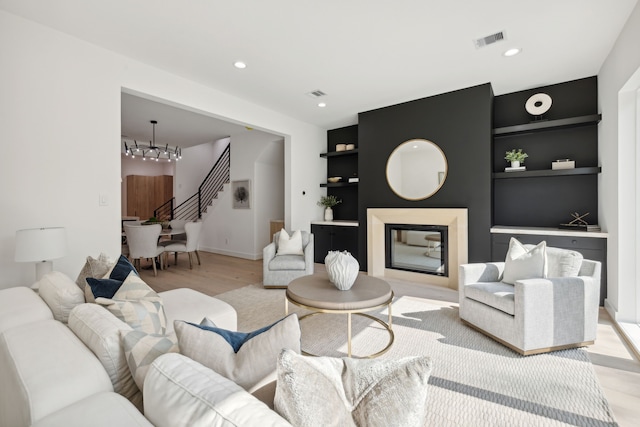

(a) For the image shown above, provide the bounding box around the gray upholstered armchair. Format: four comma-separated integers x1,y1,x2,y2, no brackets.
263,230,314,288
458,247,601,355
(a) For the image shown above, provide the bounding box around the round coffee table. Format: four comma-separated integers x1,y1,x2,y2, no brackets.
285,273,394,358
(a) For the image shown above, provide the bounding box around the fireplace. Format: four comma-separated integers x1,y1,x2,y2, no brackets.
385,224,448,276
367,208,467,290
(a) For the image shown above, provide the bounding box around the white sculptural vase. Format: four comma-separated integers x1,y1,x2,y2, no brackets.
324,207,333,221
324,250,359,291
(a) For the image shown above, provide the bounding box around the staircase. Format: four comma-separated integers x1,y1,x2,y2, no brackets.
154,144,230,221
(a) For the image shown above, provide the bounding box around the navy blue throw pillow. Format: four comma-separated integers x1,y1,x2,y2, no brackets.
109,254,138,282
86,277,124,299
188,316,290,353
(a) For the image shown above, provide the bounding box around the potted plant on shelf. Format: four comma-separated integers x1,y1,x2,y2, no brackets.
318,195,342,221
504,148,528,168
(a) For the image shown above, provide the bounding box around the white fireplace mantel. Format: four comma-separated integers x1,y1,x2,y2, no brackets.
367,208,468,290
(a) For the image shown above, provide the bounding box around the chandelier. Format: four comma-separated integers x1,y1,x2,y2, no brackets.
123,120,182,162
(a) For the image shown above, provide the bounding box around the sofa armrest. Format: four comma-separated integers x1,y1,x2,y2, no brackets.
514,275,600,345
459,262,504,287
144,353,292,427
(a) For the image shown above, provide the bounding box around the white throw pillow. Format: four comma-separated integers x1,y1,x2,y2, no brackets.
68,303,142,409
502,238,547,285
36,271,85,324
276,229,304,256
274,349,433,427
76,253,113,293
174,314,301,391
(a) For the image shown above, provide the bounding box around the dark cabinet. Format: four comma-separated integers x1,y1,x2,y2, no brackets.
491,231,607,306
323,125,359,221
311,224,359,264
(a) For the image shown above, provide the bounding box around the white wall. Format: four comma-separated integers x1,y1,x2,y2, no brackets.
120,154,175,216
174,137,229,205
597,1,640,322
199,131,284,259
0,11,325,288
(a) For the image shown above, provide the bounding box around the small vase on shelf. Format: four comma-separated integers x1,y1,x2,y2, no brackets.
324,207,333,221
510,160,520,168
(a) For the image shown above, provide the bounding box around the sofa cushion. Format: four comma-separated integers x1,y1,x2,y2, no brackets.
539,246,583,278
120,330,178,391
0,287,53,334
36,271,85,324
276,229,304,256
85,255,139,303
31,392,153,427
269,255,306,271
68,303,142,409
144,353,292,427
274,349,433,427
0,319,113,426
106,255,139,282
96,273,166,335
463,281,515,315
502,238,546,285
174,314,301,390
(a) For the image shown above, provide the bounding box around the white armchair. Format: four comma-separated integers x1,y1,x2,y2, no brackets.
263,230,314,288
459,247,601,355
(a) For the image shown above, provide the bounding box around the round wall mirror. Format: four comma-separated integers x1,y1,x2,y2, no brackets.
386,139,447,200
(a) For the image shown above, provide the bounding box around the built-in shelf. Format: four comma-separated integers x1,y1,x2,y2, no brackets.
493,114,602,137
320,149,359,158
493,166,601,179
320,182,358,188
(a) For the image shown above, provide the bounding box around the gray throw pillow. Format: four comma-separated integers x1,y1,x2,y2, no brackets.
274,349,433,427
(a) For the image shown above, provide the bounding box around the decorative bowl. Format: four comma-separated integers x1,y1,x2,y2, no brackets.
327,177,341,183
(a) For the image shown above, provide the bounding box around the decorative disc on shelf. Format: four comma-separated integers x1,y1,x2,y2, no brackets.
525,93,552,116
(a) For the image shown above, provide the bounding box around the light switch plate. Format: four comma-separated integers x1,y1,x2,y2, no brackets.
99,194,109,206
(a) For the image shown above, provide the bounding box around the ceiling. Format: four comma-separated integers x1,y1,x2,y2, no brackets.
1,0,637,137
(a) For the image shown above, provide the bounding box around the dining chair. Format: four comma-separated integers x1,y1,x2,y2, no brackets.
123,223,165,276
160,221,203,269
169,219,188,240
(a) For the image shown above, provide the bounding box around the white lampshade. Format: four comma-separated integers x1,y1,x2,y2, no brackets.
15,227,67,280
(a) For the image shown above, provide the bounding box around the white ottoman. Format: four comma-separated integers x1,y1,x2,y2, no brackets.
0,319,113,426
160,288,237,332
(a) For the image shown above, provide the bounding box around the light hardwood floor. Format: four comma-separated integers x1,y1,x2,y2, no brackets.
139,252,640,426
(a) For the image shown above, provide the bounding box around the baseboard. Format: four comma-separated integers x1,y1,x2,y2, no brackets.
199,247,262,261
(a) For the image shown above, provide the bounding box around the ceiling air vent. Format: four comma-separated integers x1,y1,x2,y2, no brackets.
474,31,505,48
306,90,326,98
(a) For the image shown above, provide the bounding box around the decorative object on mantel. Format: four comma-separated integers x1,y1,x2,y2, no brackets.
552,159,576,170
335,144,346,152
324,250,359,290
504,148,528,170
123,120,182,162
559,212,601,232
317,195,342,221
525,92,552,120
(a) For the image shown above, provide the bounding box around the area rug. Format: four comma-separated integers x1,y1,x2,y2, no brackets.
215,284,618,427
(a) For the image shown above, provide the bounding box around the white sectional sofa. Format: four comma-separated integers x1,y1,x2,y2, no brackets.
0,273,291,426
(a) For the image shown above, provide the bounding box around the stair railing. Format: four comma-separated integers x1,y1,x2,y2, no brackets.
154,144,230,221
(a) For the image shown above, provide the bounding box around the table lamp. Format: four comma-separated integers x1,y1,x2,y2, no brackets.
15,227,68,280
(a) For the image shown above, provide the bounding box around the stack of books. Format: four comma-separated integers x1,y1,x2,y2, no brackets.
558,223,601,232
505,166,526,172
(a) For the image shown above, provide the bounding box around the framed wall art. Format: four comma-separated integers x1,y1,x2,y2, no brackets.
232,180,251,209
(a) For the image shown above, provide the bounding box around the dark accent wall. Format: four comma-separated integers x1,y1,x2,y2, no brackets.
357,83,494,270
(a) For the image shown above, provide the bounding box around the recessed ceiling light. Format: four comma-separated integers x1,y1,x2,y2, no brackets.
503,48,521,57
233,61,247,69
318,102,327,108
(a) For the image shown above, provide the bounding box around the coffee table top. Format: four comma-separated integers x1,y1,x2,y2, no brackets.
286,273,392,311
